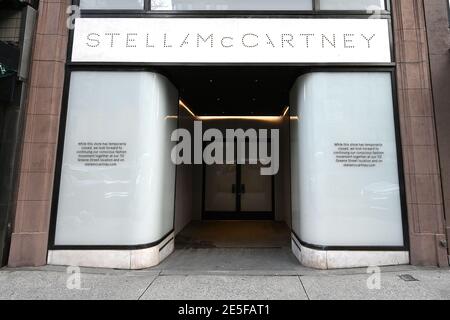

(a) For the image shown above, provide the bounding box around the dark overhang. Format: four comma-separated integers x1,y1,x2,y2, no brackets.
0,41,19,102
0,0,39,10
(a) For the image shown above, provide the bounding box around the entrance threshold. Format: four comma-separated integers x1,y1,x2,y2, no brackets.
175,221,290,249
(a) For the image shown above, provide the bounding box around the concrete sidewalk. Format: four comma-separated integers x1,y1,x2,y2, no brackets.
1,248,450,300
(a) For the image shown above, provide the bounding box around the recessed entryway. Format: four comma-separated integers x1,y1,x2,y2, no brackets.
170,66,293,263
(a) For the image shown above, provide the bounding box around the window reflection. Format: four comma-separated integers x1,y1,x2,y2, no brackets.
317,0,385,11
151,0,387,11
151,0,312,11
80,0,144,10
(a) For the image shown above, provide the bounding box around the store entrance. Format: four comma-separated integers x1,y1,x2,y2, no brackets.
203,162,274,220
161,65,299,249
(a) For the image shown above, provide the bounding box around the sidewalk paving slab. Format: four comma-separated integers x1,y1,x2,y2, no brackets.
0,269,159,300
140,275,308,300
300,269,450,300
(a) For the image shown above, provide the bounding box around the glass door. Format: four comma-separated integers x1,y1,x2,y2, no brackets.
203,162,274,220
204,164,237,213
240,163,273,213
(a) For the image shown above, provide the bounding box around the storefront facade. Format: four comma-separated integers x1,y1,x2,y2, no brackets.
5,0,450,269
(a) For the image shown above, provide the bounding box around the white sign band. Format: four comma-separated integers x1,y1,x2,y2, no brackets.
71,18,392,64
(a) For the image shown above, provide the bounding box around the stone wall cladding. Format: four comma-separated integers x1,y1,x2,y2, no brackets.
423,0,450,262
393,0,448,266
8,0,70,267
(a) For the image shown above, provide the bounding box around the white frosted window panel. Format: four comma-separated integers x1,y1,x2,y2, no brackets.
80,0,144,10
55,71,178,246
318,0,385,10
290,72,404,247
151,0,312,10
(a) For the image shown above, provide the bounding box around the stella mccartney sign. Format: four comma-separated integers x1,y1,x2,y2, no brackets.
71,18,392,64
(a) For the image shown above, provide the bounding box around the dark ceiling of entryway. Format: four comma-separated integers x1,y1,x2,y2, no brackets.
159,66,306,116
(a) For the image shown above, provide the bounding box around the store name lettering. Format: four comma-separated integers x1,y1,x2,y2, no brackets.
85,32,377,50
